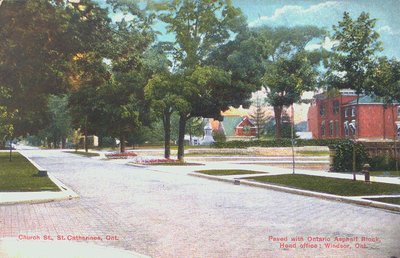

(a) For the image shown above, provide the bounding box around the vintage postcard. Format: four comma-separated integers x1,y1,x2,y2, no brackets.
0,0,399,257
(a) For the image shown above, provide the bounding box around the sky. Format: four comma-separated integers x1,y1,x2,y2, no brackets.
98,0,400,59
96,0,400,122
235,0,400,58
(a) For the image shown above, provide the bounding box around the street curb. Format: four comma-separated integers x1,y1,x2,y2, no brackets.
188,172,400,212
0,152,79,206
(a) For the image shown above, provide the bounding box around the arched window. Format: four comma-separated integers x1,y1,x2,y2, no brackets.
321,121,326,137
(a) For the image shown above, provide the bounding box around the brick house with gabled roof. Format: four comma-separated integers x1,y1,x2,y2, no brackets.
308,89,400,140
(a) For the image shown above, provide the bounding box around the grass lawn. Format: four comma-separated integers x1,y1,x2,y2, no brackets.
246,174,400,196
0,152,59,192
195,169,267,176
365,197,400,205
296,150,329,156
185,153,252,157
148,162,204,166
369,171,400,177
65,151,100,157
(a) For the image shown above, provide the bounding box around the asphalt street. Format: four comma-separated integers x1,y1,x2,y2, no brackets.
1,150,399,257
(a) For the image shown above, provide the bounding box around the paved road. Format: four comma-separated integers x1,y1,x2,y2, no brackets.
1,150,399,257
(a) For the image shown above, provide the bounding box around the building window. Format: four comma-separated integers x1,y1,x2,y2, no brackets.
320,104,326,117
344,108,349,118
351,107,356,117
397,124,400,138
321,121,326,136
344,122,349,136
335,121,339,137
397,107,400,119
333,101,339,114
349,120,356,135
329,121,334,136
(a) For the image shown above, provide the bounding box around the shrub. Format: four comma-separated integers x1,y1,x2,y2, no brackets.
332,140,369,172
213,131,226,142
369,155,399,171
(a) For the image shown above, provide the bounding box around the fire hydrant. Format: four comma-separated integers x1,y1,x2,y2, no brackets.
362,163,371,183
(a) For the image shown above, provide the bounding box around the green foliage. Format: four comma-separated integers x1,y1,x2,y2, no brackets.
0,152,59,191
327,12,382,93
0,0,111,135
264,115,295,139
370,57,400,104
249,174,400,196
196,170,265,176
249,95,268,139
158,0,246,69
255,26,325,138
213,130,226,143
369,155,400,171
43,95,72,148
212,139,344,149
332,140,369,172
264,52,319,106
0,87,15,144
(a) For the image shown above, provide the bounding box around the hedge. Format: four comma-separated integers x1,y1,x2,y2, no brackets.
211,139,344,149
331,140,369,172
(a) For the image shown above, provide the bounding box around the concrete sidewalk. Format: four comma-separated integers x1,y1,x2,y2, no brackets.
0,238,149,258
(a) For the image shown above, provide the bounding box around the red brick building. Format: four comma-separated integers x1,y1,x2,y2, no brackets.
308,90,400,140
235,117,257,136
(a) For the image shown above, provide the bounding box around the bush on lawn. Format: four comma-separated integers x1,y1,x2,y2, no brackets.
369,155,399,171
213,131,226,142
332,140,369,172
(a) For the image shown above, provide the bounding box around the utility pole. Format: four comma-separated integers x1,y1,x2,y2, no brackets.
291,104,295,174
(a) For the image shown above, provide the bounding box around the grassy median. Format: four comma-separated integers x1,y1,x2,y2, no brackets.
196,169,267,176
0,152,59,192
65,151,100,157
246,174,400,196
365,197,400,205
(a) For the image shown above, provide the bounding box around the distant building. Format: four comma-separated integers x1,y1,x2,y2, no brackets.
235,116,257,137
308,89,400,140
210,107,257,141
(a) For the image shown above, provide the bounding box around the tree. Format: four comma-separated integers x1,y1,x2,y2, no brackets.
264,51,320,138
145,73,187,158
370,57,400,171
44,95,72,149
327,12,382,138
157,0,248,160
0,0,111,136
0,87,15,148
249,94,267,139
94,1,159,153
252,26,325,139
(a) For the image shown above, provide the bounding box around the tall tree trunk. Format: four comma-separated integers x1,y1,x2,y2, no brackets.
177,114,187,162
352,94,360,175
355,94,360,139
61,136,66,149
120,135,126,153
163,111,171,159
84,116,88,153
273,105,283,139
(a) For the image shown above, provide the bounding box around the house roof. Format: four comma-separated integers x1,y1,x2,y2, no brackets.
237,116,256,128
222,116,243,136
344,95,396,106
221,106,249,117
